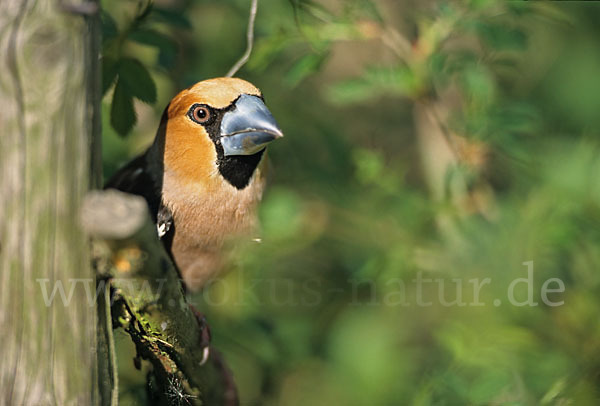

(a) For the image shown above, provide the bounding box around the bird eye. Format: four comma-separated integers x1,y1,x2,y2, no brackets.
189,105,211,124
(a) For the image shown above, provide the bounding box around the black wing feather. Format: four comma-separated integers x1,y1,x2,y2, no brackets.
105,153,162,220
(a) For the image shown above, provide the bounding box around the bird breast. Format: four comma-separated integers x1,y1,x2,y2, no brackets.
161,166,266,289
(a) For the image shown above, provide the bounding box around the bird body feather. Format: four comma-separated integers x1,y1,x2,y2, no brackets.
106,78,281,290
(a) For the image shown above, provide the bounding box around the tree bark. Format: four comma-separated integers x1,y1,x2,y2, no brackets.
0,1,100,404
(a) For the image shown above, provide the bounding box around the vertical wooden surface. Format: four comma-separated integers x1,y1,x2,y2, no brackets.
0,1,99,404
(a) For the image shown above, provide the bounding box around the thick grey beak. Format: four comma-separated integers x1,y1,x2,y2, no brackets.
220,94,283,156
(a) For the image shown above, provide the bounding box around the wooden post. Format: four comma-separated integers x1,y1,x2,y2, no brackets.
0,1,100,404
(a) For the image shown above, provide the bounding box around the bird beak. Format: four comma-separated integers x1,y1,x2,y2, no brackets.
220,94,283,156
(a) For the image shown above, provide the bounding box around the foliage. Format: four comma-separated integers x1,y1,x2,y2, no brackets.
102,0,600,405
102,0,187,135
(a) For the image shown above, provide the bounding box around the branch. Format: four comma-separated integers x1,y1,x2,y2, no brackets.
82,190,238,406
225,0,258,77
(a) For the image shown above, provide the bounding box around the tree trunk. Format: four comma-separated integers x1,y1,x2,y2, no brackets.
0,1,100,404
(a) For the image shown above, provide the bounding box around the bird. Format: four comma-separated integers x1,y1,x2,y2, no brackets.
106,78,283,291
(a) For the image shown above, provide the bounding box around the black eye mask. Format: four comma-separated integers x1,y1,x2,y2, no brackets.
189,98,265,190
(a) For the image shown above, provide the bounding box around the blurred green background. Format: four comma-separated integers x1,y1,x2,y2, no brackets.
102,0,600,404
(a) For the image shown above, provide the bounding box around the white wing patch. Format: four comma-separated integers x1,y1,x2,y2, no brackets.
157,223,168,238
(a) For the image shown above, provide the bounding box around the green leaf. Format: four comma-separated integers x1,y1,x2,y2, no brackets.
468,0,495,10
261,188,302,239
133,1,153,24
460,65,496,105
297,0,335,22
150,7,191,29
128,28,176,53
364,66,417,95
344,0,383,23
474,22,527,51
110,78,136,136
327,78,378,105
129,28,177,69
353,148,384,185
157,49,176,69
248,33,291,72
101,57,119,96
101,11,118,43
327,66,418,105
118,58,157,104
285,53,327,87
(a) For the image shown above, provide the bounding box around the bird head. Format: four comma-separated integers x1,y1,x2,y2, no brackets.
157,78,283,190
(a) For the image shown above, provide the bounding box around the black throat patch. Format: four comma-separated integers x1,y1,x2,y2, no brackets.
216,149,265,189
202,103,264,190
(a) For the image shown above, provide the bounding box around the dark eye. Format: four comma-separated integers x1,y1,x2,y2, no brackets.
189,105,211,124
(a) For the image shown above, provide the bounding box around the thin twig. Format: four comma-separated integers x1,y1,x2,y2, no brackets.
226,0,258,77
104,283,119,406
427,101,464,163
380,27,412,62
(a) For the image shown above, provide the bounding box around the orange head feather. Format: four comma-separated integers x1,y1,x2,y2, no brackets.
158,78,263,189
